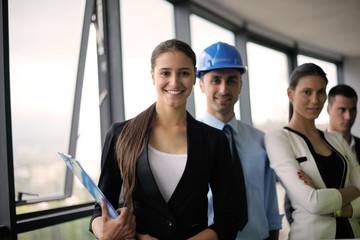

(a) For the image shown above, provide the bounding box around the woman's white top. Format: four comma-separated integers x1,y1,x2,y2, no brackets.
148,144,187,202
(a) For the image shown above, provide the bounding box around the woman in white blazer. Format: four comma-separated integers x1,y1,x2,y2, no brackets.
265,63,360,239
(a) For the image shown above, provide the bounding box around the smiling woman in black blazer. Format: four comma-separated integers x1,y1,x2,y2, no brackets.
90,39,243,240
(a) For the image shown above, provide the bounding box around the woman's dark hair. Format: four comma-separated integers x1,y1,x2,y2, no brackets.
289,63,328,90
151,38,196,70
288,63,328,120
115,39,196,208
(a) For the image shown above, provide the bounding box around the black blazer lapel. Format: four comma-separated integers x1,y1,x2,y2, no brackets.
168,113,204,207
136,142,173,218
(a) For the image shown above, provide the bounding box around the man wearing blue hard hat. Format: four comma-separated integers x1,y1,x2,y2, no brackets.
197,42,283,240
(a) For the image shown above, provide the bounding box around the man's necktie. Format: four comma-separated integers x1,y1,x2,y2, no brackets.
223,124,248,230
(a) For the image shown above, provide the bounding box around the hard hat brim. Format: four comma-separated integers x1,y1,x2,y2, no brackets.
197,65,247,78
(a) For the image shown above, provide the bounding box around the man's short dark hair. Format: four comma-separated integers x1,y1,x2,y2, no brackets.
328,84,358,105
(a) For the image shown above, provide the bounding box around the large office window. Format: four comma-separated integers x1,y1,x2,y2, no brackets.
246,42,289,132
297,55,338,130
10,0,101,214
121,0,174,120
190,14,238,119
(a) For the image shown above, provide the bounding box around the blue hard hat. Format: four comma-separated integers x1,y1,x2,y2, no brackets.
196,42,247,78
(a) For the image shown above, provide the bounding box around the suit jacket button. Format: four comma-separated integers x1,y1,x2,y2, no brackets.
167,220,173,227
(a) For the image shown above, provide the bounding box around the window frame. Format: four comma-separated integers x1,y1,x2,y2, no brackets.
1,0,17,238
1,0,123,237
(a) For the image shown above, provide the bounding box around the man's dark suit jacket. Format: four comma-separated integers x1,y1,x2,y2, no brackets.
90,112,244,240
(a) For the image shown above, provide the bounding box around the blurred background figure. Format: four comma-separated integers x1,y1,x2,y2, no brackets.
327,84,359,163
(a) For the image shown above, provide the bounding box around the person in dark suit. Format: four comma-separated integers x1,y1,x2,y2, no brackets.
327,84,359,162
90,39,241,240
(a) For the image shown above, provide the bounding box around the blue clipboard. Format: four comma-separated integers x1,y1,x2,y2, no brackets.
58,152,119,219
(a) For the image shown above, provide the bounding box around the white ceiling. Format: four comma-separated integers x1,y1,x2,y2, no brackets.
193,0,360,58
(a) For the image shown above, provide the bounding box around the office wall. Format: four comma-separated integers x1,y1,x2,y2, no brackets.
344,57,360,136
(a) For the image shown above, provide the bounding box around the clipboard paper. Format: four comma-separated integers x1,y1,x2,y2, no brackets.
58,152,119,218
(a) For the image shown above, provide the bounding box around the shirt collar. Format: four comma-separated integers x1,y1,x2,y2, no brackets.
202,111,239,134
350,135,356,149
326,128,356,152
